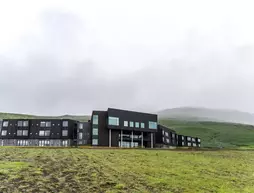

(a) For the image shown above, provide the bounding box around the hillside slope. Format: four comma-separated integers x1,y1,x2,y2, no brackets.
160,119,254,148
158,107,254,125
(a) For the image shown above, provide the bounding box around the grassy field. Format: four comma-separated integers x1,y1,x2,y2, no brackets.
160,119,254,148
0,147,254,193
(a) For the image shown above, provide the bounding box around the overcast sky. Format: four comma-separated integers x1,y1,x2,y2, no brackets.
0,0,254,115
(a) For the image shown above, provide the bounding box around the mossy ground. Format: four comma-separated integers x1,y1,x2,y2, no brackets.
0,147,254,193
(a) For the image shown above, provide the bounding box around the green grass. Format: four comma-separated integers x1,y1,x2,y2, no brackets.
160,119,254,148
0,147,254,193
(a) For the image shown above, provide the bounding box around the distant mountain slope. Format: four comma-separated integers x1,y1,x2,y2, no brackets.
0,113,90,122
158,107,254,125
159,119,254,148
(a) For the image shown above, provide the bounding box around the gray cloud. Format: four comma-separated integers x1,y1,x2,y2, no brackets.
1,9,254,115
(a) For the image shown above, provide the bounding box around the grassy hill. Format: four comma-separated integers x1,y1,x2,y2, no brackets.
158,107,254,125
160,119,254,148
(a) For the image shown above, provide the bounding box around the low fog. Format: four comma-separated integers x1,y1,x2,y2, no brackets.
0,0,254,115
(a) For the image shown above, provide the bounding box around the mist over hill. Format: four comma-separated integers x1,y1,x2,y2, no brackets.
158,107,254,125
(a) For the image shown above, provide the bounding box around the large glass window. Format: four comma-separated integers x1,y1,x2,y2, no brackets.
45,130,51,136
23,121,29,127
62,121,68,127
39,130,45,136
23,130,28,136
18,121,23,127
93,128,98,135
124,121,128,127
108,116,119,126
79,123,83,129
62,130,68,136
135,122,140,128
1,130,7,136
17,130,23,136
79,132,83,139
148,121,157,129
40,122,46,127
141,123,145,128
93,115,98,125
3,121,8,127
130,121,134,127
46,122,51,127
92,139,98,145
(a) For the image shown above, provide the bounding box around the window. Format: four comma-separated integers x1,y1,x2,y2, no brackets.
17,130,23,136
1,130,7,136
124,121,128,127
188,142,191,146
62,121,68,127
23,130,28,136
62,140,68,146
141,123,145,128
187,137,191,141
46,122,51,127
23,121,29,127
162,137,165,142
165,132,169,137
193,143,197,147
93,115,98,125
92,139,98,145
166,138,169,143
79,132,83,139
3,121,8,127
45,130,51,136
172,133,175,138
148,121,157,129
108,116,119,126
182,136,184,140
62,130,68,136
40,122,46,127
198,138,201,142
135,122,139,128
162,130,164,135
79,123,83,129
18,121,23,127
198,144,201,147
39,130,45,136
182,142,185,146
93,128,98,135
130,121,134,127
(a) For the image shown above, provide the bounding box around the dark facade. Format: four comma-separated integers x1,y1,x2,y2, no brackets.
0,119,77,146
91,108,158,148
0,108,201,148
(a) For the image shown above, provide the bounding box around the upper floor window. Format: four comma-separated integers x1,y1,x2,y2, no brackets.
172,133,175,138
23,121,29,127
130,121,134,127
45,130,51,136
79,123,83,129
92,128,98,135
187,137,191,141
198,139,201,142
79,132,83,139
17,130,23,136
165,132,169,137
3,121,8,127
141,123,145,128
18,121,23,127
1,130,7,136
182,136,184,140
62,121,68,127
135,122,139,128
46,122,51,127
148,121,157,129
93,115,98,125
39,130,45,136
108,116,119,126
23,130,28,136
192,138,196,142
62,130,68,136
40,122,46,127
124,121,128,127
